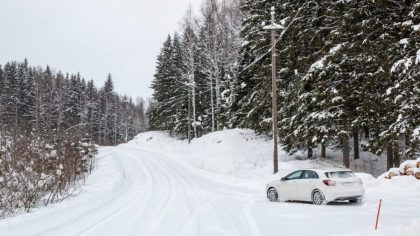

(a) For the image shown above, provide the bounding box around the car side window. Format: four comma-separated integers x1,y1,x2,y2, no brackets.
302,170,319,179
285,171,303,180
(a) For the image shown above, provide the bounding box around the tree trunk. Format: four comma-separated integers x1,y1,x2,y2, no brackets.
98,120,102,145
342,116,350,168
210,75,215,132
192,80,197,139
114,113,117,146
189,56,197,139
404,134,410,150
307,141,313,159
215,68,221,131
386,142,394,170
353,130,360,160
393,141,400,168
187,89,191,144
364,127,369,139
321,144,326,159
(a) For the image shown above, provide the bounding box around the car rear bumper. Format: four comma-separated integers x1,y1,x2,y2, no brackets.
324,188,365,202
333,195,363,201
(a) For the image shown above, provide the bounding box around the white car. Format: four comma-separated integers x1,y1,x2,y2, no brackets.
266,169,365,205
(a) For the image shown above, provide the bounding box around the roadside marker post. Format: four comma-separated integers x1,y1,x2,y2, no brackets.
375,199,382,230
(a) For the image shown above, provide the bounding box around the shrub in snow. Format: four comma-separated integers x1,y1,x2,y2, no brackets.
0,131,97,218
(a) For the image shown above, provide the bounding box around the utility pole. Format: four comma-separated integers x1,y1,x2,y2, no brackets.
264,6,284,174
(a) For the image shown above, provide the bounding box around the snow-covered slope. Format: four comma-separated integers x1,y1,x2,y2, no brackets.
131,129,339,179
0,129,419,236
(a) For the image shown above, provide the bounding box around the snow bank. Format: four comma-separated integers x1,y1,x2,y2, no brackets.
131,129,275,178
129,129,344,180
131,131,185,151
130,131,358,182
184,129,274,176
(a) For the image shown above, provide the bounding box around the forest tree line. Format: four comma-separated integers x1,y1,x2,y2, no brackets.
149,0,419,169
0,59,147,217
0,59,148,145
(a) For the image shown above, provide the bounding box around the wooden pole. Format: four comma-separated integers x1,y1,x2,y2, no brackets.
375,199,382,230
270,7,279,174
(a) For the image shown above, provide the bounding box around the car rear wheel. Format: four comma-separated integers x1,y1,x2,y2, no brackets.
312,190,326,205
267,187,278,202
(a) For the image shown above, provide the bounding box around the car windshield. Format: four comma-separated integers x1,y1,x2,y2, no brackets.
325,171,355,179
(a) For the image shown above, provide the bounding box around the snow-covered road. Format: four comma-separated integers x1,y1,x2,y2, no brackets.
1,144,420,236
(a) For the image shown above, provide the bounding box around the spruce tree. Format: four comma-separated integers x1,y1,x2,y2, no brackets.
1,62,19,127
232,0,276,133
384,1,420,160
171,33,189,136
278,0,338,158
149,35,173,131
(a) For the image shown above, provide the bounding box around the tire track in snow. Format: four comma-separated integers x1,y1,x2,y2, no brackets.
128,147,261,236
35,148,150,236
125,147,226,236
76,149,155,235
118,147,202,235
123,149,177,236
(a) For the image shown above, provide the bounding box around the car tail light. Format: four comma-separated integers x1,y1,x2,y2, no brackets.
323,179,336,186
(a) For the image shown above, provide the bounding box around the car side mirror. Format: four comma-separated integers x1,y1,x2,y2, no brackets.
281,177,286,181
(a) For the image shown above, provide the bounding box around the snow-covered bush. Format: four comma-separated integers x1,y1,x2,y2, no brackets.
0,131,97,218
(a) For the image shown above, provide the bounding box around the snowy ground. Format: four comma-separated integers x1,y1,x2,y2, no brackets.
0,129,419,236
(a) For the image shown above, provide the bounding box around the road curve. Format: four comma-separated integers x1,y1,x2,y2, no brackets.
0,145,262,236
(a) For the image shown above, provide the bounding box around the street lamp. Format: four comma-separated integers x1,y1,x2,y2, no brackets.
263,6,285,174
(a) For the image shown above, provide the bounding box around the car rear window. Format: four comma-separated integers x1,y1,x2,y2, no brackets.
325,171,355,178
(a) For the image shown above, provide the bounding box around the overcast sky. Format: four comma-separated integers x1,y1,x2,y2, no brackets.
0,0,200,99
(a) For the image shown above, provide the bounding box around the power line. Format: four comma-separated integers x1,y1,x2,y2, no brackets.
239,1,309,75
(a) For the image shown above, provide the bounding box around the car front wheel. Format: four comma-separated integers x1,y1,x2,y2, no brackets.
267,187,278,202
312,190,326,205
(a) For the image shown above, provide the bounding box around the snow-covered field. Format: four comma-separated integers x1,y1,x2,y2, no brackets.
1,129,419,236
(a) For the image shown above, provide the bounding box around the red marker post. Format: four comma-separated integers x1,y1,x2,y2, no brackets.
375,199,382,230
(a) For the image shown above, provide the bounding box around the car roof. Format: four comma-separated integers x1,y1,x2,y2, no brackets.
298,168,352,173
